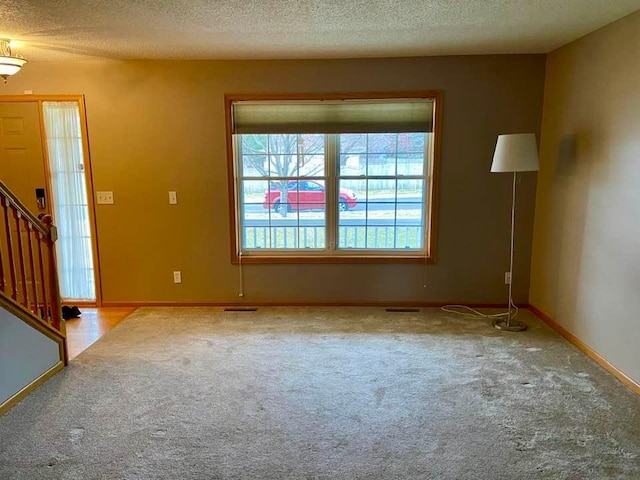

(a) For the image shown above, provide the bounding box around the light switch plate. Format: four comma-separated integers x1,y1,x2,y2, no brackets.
169,191,178,204
96,191,114,204
173,271,182,284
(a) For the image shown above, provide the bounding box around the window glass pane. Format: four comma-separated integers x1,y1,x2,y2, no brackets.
338,179,363,248
339,133,369,176
241,134,270,177
299,225,326,249
298,154,325,178
397,154,424,176
398,201,423,224
339,179,366,201
241,134,326,177
397,179,424,202
338,177,399,250
43,102,95,301
367,154,396,177
278,179,327,249
240,177,326,250
338,226,367,249
240,180,268,206
240,180,269,249
300,134,325,154
367,133,397,154
242,134,268,153
395,224,424,249
339,153,366,176
340,133,367,154
367,179,396,202
397,132,425,153
298,134,325,177
269,154,298,177
337,133,425,251
241,155,268,177
238,133,326,251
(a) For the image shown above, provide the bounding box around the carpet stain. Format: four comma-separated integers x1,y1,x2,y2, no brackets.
69,427,85,444
374,387,386,406
334,436,350,448
577,433,595,447
349,414,362,423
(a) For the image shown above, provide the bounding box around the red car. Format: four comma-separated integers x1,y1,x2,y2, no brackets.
263,180,357,214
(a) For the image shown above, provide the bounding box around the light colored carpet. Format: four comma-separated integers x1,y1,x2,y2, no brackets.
0,307,639,479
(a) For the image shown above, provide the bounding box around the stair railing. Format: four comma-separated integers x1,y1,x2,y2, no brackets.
0,180,63,334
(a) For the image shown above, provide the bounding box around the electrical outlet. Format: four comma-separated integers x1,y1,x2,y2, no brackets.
505,272,512,285
168,191,178,204
96,191,114,204
173,271,182,284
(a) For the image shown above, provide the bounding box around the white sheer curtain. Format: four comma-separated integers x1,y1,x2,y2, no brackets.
42,102,95,301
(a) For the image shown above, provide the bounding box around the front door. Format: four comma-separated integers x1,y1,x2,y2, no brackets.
0,102,48,214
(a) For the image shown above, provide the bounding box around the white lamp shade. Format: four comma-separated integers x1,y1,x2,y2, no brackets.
491,133,539,172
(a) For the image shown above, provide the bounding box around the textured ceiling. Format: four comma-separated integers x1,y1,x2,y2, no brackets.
1,0,639,61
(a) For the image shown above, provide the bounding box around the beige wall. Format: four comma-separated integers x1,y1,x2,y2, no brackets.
530,11,640,383
0,55,545,304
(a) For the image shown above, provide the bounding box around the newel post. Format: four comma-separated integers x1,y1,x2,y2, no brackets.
41,215,63,331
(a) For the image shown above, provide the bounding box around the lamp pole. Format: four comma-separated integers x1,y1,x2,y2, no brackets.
493,171,527,331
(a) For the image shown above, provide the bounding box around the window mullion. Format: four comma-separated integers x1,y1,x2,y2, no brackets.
235,137,244,254
423,132,432,253
325,134,338,252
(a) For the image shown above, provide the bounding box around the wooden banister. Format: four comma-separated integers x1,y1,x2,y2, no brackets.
14,210,29,305
0,180,66,361
1,195,18,300
25,220,39,315
0,182,48,236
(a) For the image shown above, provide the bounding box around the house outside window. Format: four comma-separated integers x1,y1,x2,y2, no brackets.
225,92,442,263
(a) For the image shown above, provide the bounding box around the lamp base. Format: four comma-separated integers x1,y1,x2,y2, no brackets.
492,318,527,332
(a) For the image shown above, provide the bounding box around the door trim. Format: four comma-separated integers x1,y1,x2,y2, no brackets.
0,95,103,306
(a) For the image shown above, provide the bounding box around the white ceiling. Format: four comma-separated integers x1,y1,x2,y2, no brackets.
1,0,640,61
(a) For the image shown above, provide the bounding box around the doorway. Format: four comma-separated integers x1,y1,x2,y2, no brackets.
0,96,101,305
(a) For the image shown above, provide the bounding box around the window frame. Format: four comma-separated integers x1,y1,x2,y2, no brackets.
225,92,443,264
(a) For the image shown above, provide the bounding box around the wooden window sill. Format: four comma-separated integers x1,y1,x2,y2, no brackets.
232,255,433,265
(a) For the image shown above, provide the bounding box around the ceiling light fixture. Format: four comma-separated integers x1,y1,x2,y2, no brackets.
0,39,27,83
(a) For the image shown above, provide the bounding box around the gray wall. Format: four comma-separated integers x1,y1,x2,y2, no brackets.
0,307,60,405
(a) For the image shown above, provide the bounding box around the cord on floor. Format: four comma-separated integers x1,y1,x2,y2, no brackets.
441,302,519,320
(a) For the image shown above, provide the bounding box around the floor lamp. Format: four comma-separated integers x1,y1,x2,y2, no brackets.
491,133,539,332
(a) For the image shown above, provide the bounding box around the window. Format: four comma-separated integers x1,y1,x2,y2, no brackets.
42,101,96,300
226,93,442,263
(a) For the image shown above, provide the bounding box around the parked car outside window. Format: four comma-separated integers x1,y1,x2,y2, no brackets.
263,180,357,215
